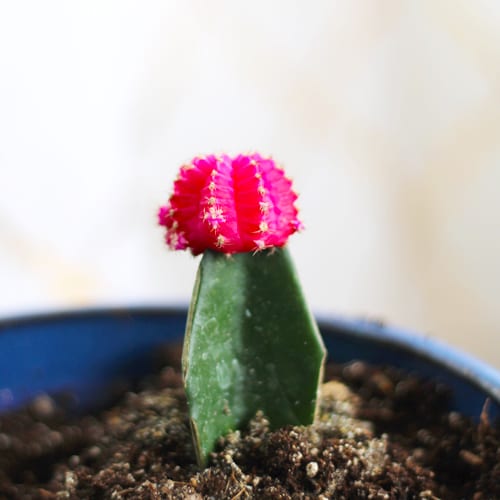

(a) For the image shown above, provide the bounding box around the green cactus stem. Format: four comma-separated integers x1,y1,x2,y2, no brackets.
182,247,326,466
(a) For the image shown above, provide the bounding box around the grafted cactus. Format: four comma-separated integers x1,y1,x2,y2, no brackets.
159,153,325,466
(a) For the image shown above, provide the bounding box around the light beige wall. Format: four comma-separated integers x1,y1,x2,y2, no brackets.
0,2,499,367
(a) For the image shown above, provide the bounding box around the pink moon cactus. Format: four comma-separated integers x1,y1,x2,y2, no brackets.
158,153,302,255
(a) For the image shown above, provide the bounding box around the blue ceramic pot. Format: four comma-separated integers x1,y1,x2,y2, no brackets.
0,307,499,419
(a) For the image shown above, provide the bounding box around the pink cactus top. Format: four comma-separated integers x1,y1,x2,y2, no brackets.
158,153,302,255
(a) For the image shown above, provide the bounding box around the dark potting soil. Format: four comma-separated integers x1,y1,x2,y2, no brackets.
0,345,498,500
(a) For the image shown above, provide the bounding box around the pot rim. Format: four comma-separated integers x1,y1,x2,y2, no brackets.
1,305,499,408
315,313,500,406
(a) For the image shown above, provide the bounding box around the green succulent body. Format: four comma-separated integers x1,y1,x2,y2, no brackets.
182,248,326,466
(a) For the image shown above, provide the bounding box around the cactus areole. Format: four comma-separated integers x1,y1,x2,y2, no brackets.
158,153,326,466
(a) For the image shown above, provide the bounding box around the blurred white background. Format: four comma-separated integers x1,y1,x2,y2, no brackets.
0,2,499,367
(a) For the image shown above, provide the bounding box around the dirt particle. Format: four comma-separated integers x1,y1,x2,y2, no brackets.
306,461,319,478
30,394,56,419
459,449,483,467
